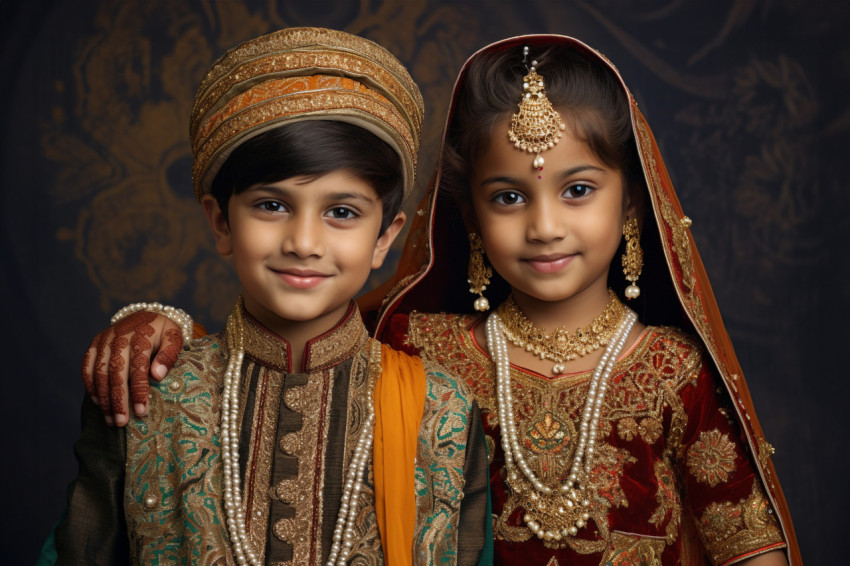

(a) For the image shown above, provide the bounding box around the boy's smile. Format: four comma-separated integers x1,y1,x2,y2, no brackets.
203,170,404,353
469,117,632,328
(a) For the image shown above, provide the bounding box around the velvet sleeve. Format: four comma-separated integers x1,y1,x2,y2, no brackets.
54,395,130,565
676,359,786,566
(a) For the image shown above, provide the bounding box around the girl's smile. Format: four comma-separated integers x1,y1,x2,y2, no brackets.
522,253,576,273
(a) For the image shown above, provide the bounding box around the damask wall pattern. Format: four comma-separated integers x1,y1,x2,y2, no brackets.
1,0,847,563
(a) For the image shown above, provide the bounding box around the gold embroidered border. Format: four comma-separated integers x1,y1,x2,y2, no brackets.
194,28,422,127
342,339,383,561
633,117,721,374
194,89,414,195
599,531,666,566
698,480,785,565
193,50,422,139
244,362,287,564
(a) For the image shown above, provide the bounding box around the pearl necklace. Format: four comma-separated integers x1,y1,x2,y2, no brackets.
220,304,379,565
486,307,636,543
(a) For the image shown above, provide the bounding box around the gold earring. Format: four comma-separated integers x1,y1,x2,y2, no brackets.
622,218,643,300
468,232,492,311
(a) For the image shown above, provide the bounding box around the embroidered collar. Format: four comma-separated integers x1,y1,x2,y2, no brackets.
239,301,369,373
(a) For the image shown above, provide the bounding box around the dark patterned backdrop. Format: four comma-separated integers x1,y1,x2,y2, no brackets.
2,1,847,563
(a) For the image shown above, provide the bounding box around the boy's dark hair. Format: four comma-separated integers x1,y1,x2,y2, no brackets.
441,43,644,216
210,120,404,233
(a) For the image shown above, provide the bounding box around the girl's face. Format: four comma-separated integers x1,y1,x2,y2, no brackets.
469,117,631,311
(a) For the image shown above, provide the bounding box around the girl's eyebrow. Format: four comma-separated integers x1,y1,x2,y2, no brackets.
479,164,605,186
555,164,606,179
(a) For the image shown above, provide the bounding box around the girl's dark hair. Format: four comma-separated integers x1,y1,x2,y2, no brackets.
210,120,404,233
441,43,643,214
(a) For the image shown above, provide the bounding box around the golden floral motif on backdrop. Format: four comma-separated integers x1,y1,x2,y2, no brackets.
41,0,476,324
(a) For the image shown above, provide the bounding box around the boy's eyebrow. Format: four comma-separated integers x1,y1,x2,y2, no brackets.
244,185,377,203
325,192,378,204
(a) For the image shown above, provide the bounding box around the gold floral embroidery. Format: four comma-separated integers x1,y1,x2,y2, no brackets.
699,481,785,565
687,429,738,487
648,460,681,543
617,417,638,441
600,531,666,566
639,418,663,444
410,315,709,551
756,436,776,470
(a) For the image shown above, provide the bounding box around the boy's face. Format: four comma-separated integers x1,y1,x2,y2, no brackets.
203,170,404,339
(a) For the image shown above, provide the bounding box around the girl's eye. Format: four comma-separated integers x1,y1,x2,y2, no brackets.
493,191,525,206
328,207,358,220
564,184,594,199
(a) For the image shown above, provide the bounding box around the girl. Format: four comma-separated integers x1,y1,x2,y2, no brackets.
85,34,800,565
361,35,801,565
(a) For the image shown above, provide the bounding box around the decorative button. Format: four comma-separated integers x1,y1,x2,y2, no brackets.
680,216,693,228
144,493,158,509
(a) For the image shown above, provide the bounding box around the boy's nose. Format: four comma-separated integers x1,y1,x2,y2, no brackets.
281,214,324,258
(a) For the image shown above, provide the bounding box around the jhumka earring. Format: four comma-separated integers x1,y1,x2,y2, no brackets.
621,217,643,299
468,232,492,311
508,46,567,176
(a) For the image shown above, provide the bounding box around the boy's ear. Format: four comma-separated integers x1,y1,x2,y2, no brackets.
201,195,233,257
371,211,406,269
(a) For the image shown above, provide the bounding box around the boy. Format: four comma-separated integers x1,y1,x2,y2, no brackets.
53,27,488,565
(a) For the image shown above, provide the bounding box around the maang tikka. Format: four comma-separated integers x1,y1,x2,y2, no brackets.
467,232,492,311
508,46,567,175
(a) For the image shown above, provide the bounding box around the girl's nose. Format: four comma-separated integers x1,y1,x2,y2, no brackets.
527,199,566,243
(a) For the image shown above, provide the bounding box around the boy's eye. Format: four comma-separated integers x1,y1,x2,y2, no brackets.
327,206,358,220
564,184,594,199
492,191,525,206
258,200,285,212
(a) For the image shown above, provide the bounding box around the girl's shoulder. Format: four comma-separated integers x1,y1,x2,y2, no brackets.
629,325,708,385
405,311,481,353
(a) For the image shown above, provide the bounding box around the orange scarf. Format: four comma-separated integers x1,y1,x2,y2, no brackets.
373,344,427,565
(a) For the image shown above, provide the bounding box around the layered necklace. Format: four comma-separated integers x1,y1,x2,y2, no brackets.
497,289,626,374
220,302,379,566
485,301,636,543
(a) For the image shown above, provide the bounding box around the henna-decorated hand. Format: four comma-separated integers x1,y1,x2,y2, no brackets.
81,311,184,426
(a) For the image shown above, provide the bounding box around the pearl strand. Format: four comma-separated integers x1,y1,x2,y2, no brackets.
220,309,257,565
111,302,194,344
486,308,636,540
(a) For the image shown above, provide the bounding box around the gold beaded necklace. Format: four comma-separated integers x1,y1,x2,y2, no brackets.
496,289,626,374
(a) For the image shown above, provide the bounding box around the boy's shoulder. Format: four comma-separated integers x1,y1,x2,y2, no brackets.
157,333,229,393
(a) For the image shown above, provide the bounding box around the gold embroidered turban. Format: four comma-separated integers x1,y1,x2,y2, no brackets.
190,27,424,200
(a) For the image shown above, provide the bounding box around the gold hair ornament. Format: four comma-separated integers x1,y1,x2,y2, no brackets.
467,232,492,311
622,217,643,299
508,47,567,173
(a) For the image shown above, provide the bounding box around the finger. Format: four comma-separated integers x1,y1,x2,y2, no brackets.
81,335,99,402
108,332,131,427
128,315,158,417
151,320,183,382
93,331,114,426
